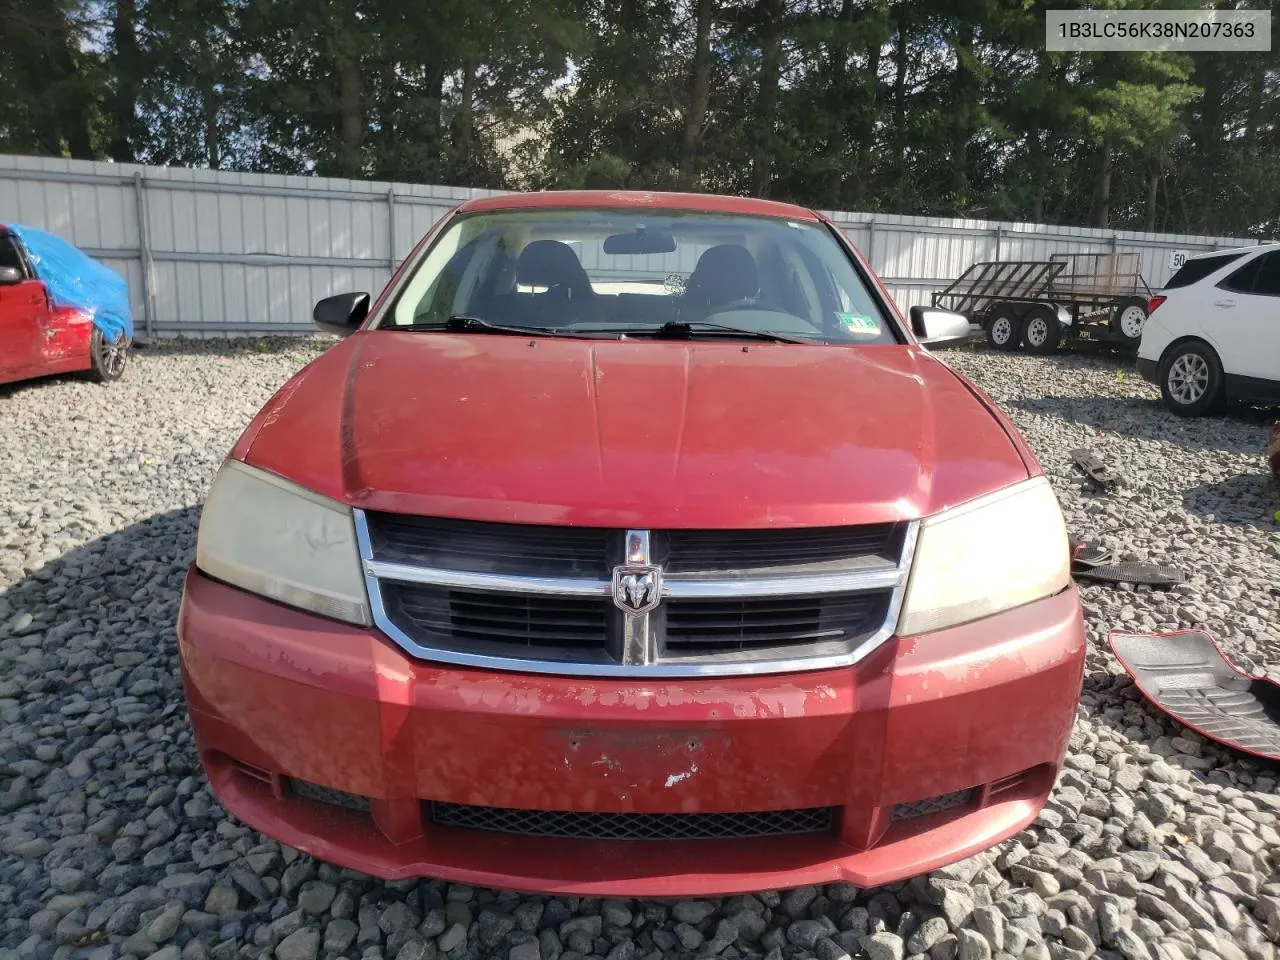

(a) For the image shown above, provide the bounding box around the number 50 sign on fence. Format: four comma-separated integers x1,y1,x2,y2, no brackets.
1169,250,1190,271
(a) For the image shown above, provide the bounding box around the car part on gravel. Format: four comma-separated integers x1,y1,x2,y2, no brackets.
1069,539,1113,569
1021,304,1062,355
1158,340,1225,417
1071,448,1118,490
1109,630,1280,762
1073,561,1184,588
1109,296,1149,345
984,303,1021,351
1268,420,1280,481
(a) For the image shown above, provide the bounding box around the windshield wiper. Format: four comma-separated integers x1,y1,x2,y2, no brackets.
646,321,817,344
400,315,562,337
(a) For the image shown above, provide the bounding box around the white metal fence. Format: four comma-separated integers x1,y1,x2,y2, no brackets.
0,153,1259,338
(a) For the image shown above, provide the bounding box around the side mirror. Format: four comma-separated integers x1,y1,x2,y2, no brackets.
909,306,973,349
313,292,371,337
0,266,22,285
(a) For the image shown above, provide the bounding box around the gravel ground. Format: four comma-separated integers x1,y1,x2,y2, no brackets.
2,338,1278,960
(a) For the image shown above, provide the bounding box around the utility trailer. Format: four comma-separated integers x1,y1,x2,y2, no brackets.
931,252,1153,353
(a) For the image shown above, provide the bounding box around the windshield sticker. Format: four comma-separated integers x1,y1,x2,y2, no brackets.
836,312,879,336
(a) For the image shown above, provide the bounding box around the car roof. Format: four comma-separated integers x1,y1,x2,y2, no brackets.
455,190,821,222
1188,241,1280,260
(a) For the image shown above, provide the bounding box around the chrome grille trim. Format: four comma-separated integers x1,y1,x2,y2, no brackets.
355,510,919,678
363,558,905,598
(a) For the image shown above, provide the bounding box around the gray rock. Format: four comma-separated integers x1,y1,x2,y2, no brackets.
674,923,704,950
437,924,467,953
1111,928,1153,960
906,917,949,954
478,909,516,948
297,881,336,917
781,886,820,919
145,901,186,943
940,889,975,929
510,941,541,960
814,936,851,960
275,926,321,960
47,867,85,894
600,902,632,929
956,929,991,960
325,918,359,953
672,901,717,925
538,928,563,960
787,919,827,949
204,885,238,916
972,906,1005,953
860,931,904,960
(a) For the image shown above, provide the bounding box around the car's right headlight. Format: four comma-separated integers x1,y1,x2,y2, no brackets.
195,459,371,625
897,476,1070,636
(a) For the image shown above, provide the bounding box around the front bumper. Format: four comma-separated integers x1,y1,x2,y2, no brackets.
178,569,1085,896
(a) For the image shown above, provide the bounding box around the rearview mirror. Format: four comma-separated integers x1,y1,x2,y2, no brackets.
314,292,371,337
909,306,973,349
0,266,22,285
603,229,677,256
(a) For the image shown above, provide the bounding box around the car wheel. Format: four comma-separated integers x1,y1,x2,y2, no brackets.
984,304,1022,352
88,327,129,383
1111,297,1148,345
1021,305,1062,355
1158,341,1223,417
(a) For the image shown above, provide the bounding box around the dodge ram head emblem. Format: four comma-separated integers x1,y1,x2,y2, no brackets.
612,564,662,614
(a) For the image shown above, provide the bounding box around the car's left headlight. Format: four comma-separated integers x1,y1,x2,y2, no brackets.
195,459,371,625
897,476,1070,636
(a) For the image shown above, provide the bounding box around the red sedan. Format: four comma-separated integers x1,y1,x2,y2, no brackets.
0,225,131,386
178,191,1085,896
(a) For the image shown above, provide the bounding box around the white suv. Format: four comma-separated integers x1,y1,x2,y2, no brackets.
1138,243,1280,416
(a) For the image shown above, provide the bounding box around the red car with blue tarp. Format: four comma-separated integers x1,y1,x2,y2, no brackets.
0,224,133,386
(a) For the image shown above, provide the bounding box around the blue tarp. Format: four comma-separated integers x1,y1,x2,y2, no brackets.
8,224,134,342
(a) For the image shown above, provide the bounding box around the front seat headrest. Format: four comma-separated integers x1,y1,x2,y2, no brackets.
515,240,591,296
687,244,760,305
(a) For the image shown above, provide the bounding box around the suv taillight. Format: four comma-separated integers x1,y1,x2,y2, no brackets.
1148,295,1167,314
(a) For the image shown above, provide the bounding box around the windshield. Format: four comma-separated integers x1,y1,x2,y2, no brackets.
382,209,899,345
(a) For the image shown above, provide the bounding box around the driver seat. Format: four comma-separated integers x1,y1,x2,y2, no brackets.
683,244,759,314
512,239,595,325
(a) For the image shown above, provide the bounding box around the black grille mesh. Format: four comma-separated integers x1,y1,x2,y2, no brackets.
891,789,973,822
366,513,611,577
288,779,372,812
365,513,903,578
430,803,836,840
665,591,891,652
386,583,608,649
660,524,903,574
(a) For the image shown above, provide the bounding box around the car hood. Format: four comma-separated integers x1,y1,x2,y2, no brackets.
236,332,1031,527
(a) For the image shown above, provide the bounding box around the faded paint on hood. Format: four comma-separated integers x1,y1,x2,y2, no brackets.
234,332,1030,527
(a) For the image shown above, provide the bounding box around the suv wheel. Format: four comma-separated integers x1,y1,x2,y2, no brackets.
1158,341,1223,417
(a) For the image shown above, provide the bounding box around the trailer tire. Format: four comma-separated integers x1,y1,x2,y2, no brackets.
984,304,1022,351
1021,305,1062,355
1110,296,1148,345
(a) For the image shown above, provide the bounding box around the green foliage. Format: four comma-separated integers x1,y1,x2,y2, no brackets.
0,0,1277,235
